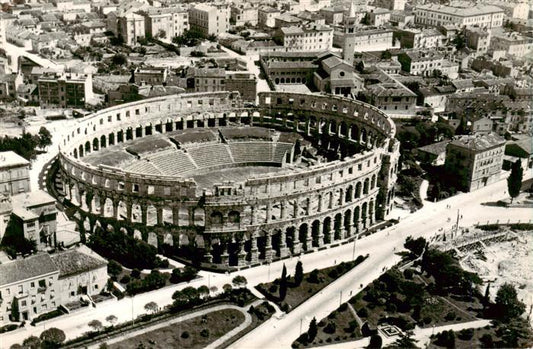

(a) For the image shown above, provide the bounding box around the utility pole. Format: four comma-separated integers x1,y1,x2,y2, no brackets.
455,209,460,237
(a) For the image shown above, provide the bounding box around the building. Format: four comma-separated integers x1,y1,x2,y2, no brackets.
363,70,417,117
280,25,333,52
0,73,23,100
342,28,395,63
38,72,93,109
505,138,533,169
0,247,108,324
394,28,445,49
230,4,258,27
133,67,168,85
225,72,257,102
260,51,320,86
0,253,60,323
275,14,302,28
313,55,364,97
319,6,345,25
258,6,280,28
141,7,189,40
417,140,450,166
11,190,57,249
50,246,107,304
484,1,529,21
369,8,391,27
414,4,504,29
189,4,229,37
444,133,505,192
117,13,145,46
191,68,257,102
465,27,491,55
374,0,406,11
0,151,30,196
490,31,533,58
471,117,493,134
398,50,444,77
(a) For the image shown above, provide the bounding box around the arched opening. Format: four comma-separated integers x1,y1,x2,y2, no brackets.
371,174,377,189
210,211,223,226
85,141,91,153
100,135,106,148
355,182,362,198
344,209,352,237
322,217,331,244
346,185,353,202
92,138,99,151
228,211,240,224
299,223,309,251
334,213,342,240
363,178,369,194
194,208,205,227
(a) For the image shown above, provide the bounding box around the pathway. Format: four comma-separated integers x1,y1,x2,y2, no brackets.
87,304,251,349
347,303,363,328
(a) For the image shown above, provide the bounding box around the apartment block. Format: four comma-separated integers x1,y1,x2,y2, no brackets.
37,72,93,108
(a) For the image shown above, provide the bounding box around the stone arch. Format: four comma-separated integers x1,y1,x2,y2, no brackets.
210,211,223,225
363,178,370,195
351,124,359,141
108,132,115,145
194,207,205,226
299,223,309,250
355,182,362,199
329,120,337,134
354,205,360,226
85,141,91,153
322,217,331,244
312,219,322,247
371,174,377,189
339,122,348,137
361,128,367,144
346,185,353,202
344,209,352,236
228,211,240,224
100,135,106,148
73,148,78,158
334,213,342,240
146,204,157,225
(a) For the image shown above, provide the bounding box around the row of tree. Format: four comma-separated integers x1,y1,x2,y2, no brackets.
0,127,52,160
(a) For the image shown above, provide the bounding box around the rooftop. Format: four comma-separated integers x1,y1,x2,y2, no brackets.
450,133,505,151
416,4,504,17
0,254,58,287
50,246,107,278
12,190,56,209
0,151,30,169
418,140,450,155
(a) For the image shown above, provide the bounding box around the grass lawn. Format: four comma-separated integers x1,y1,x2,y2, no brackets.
109,309,245,349
428,318,533,349
311,303,362,346
256,255,368,312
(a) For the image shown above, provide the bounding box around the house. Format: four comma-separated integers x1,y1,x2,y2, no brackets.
505,138,533,169
471,117,493,134
0,73,23,100
280,24,333,52
444,133,505,192
416,140,450,166
313,54,363,97
0,151,31,196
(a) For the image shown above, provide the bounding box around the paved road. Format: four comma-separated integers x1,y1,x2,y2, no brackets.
229,172,533,349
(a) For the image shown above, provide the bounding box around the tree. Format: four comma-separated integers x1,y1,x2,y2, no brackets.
507,160,523,203
387,332,418,348
1,214,37,258
38,127,53,149
144,301,158,314
434,330,455,348
105,315,117,326
107,260,122,279
455,116,468,135
381,50,392,60
361,13,371,25
22,336,41,349
356,61,365,73
494,283,526,321
403,236,427,258
40,328,66,347
197,285,210,298
368,334,383,348
279,264,288,300
10,297,19,322
452,32,465,50
88,319,103,332
308,317,318,341
484,282,491,308
294,261,304,286
223,283,233,294
232,275,247,288
111,54,127,66
156,29,166,38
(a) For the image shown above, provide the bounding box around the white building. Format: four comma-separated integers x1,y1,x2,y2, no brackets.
189,4,230,37
414,4,504,29
117,13,145,46
490,31,533,58
280,25,333,52
141,7,189,40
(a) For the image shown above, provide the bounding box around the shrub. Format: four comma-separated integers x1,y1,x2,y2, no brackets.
200,329,209,337
328,311,337,319
348,320,358,332
403,269,414,279
338,303,348,312
458,328,474,340
445,311,456,321
358,307,368,317
423,316,432,325
181,331,190,339
131,269,141,278
328,268,338,278
269,284,278,293
120,275,130,284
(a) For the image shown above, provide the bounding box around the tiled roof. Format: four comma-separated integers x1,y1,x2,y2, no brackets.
418,140,450,155
0,254,58,286
0,151,29,168
450,133,505,151
50,248,107,278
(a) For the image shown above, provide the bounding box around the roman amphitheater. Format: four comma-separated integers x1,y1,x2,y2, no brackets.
53,91,399,267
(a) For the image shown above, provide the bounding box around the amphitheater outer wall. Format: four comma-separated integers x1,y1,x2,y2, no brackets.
56,91,400,266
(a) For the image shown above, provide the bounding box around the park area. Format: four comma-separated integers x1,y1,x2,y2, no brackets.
256,255,368,312
109,308,245,349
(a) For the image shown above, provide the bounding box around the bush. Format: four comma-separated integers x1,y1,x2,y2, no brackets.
423,316,432,325
358,307,368,317
403,269,414,279
348,320,358,332
0,324,18,333
338,303,348,312
181,331,190,339
131,269,141,278
458,328,474,340
269,284,278,293
445,311,456,321
120,275,130,284
200,328,209,337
